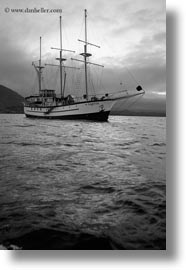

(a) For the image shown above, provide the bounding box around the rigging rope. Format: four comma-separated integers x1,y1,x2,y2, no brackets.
124,66,140,86
116,92,145,111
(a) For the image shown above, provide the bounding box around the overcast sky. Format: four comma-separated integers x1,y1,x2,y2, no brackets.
0,0,166,111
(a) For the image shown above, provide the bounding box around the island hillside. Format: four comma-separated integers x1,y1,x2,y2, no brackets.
0,85,24,113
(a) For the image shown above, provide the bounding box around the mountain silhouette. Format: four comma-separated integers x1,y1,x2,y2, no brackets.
0,85,24,113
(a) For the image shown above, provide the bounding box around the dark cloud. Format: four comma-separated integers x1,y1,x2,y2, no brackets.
95,63,165,95
0,35,33,95
0,0,166,105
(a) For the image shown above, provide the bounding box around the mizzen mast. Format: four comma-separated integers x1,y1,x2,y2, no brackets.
32,36,45,94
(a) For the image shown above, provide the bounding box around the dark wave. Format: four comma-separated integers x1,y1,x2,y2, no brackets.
1,228,114,250
12,124,35,128
151,143,166,147
114,140,140,148
1,227,165,250
80,185,116,193
113,198,147,215
0,141,50,147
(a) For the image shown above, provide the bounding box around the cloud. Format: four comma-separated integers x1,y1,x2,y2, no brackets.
0,0,166,101
153,31,166,43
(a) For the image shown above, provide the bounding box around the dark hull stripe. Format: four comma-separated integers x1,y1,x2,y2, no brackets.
25,110,110,121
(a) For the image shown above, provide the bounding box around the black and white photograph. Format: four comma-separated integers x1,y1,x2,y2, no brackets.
0,0,166,251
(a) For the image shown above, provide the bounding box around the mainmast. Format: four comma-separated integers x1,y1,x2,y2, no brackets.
71,9,104,101
51,14,67,99
46,12,77,99
84,9,88,100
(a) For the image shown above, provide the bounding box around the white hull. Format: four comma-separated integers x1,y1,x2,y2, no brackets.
24,99,116,121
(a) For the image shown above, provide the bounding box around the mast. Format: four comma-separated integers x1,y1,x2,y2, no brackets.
32,36,44,95
39,36,42,93
47,13,77,99
84,9,88,100
71,10,104,100
63,70,67,95
45,12,86,98
59,15,63,98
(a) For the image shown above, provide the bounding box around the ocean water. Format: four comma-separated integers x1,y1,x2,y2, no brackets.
0,114,166,250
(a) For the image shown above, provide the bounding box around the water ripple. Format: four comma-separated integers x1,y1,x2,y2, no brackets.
0,114,166,249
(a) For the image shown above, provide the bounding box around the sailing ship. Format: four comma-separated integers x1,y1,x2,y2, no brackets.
24,9,145,121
